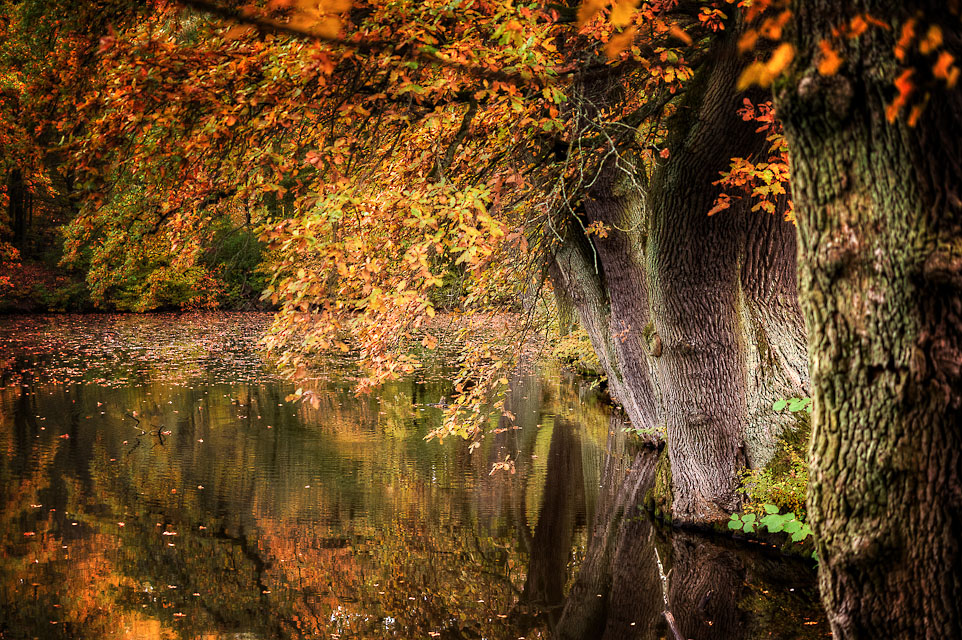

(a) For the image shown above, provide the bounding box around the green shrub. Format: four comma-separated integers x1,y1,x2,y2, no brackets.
739,447,808,520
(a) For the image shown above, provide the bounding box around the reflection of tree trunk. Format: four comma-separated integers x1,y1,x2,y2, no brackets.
558,425,826,639
556,419,660,639
664,536,746,640
521,419,585,619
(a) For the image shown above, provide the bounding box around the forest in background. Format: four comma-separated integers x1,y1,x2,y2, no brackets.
2,0,961,637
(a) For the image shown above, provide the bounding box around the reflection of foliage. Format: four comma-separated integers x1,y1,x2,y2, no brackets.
738,581,829,639
0,326,615,639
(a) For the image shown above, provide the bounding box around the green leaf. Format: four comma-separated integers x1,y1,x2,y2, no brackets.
763,503,780,514
741,513,756,525
760,513,790,532
783,519,803,534
791,529,808,542
772,399,788,411
787,397,812,412
743,523,755,533
728,518,742,530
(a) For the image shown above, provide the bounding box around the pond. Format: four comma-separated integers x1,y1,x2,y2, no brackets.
0,313,828,639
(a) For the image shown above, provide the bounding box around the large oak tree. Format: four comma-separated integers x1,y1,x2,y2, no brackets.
775,1,962,636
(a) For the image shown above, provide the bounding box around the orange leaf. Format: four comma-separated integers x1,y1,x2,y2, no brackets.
919,25,943,55
934,51,960,88
895,18,916,61
817,40,843,75
907,104,923,127
611,0,640,28
886,68,914,123
707,193,732,216
738,29,759,53
669,24,693,45
577,0,606,27
605,27,636,60
847,15,869,38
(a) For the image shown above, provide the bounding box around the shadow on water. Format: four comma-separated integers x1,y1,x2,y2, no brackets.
0,313,827,639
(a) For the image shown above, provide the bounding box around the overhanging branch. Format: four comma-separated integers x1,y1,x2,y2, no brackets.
177,0,559,87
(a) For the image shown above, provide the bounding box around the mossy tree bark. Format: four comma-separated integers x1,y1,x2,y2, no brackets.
551,35,808,524
777,2,962,636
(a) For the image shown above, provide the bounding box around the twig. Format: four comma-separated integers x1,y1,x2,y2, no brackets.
654,546,686,640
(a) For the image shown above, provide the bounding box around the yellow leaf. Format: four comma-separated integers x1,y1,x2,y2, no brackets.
605,27,636,60
739,43,794,89
765,43,795,76
610,0,640,28
577,0,606,27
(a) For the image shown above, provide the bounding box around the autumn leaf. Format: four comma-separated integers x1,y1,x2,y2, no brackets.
669,25,693,45
738,43,794,89
934,51,960,87
919,25,943,55
610,0,640,28
577,0,606,27
605,27,636,60
817,39,842,75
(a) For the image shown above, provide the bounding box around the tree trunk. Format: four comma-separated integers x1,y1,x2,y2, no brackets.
778,3,962,636
552,35,808,524
7,169,27,251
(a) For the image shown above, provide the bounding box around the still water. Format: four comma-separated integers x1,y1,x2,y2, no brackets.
0,313,828,639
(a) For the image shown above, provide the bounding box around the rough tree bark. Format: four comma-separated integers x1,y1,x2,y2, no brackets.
777,2,962,637
551,35,808,524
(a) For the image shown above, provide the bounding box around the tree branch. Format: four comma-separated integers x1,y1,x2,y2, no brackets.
177,0,557,87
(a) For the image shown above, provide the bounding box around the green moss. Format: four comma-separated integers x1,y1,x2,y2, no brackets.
641,320,656,346
551,327,605,377
649,447,673,516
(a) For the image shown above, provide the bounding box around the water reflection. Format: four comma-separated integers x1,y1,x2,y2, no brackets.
0,313,827,639
557,424,830,639
0,314,609,639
